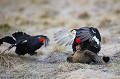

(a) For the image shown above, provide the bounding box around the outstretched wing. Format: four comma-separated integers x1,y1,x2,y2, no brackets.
54,28,76,46
40,35,50,47
12,31,30,41
54,27,101,46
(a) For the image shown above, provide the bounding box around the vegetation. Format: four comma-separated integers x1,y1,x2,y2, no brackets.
0,23,11,31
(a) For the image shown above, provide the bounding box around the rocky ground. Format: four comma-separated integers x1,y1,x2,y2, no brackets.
0,0,120,79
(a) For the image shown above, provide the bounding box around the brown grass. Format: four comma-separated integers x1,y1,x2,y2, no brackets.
14,16,31,26
31,0,49,5
0,52,13,69
0,23,11,31
78,12,90,19
111,76,120,79
114,9,120,14
50,44,65,53
98,17,111,28
101,36,108,44
0,50,22,69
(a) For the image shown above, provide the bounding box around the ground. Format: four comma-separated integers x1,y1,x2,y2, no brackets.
0,0,120,79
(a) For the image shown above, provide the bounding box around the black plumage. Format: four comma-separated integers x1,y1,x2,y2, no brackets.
54,27,101,54
72,27,101,54
0,31,50,55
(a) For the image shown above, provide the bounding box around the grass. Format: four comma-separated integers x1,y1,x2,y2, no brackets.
0,51,13,69
112,0,120,3
78,12,90,19
114,9,120,15
15,16,31,26
0,23,11,31
32,0,49,5
101,36,108,44
50,44,65,53
0,50,22,69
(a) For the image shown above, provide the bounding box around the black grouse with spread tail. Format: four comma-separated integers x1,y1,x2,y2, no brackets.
0,31,50,55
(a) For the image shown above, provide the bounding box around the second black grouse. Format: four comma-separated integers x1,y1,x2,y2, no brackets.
0,31,50,55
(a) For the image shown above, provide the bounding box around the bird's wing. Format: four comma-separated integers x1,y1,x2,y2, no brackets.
54,28,76,46
76,27,93,42
40,35,50,47
0,36,16,45
12,31,30,41
16,39,28,45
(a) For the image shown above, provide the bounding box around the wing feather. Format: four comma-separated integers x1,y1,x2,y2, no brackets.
54,28,75,46
54,27,100,46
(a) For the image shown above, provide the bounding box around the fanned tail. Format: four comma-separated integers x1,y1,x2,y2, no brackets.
0,36,16,45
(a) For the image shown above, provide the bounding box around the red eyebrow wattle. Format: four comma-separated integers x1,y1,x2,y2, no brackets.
39,38,44,43
76,38,81,43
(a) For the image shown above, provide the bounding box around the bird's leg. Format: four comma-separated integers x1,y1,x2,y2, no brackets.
1,44,15,55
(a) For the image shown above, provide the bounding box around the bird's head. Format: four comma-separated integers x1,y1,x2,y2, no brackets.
38,37,44,43
75,38,81,43
38,35,50,47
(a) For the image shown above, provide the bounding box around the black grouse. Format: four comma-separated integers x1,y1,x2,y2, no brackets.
0,31,50,55
54,27,101,54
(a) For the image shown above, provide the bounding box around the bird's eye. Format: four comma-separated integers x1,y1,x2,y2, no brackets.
76,38,81,43
39,38,44,43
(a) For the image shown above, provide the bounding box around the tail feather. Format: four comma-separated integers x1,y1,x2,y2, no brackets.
0,36,16,45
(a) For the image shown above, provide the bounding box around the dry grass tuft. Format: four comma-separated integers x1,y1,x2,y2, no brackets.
56,17,66,26
17,6,25,12
32,0,49,5
78,12,90,19
101,36,108,44
116,26,120,34
50,44,65,53
112,0,120,3
15,16,31,26
114,9,120,15
111,77,120,79
39,10,58,19
98,18,111,28
117,30,120,35
0,23,11,31
69,22,80,28
0,50,22,69
0,52,13,69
